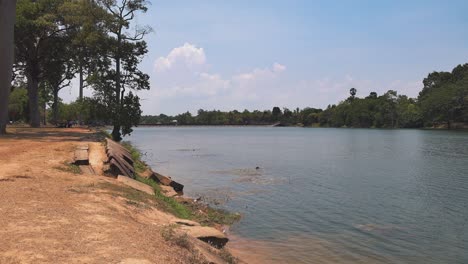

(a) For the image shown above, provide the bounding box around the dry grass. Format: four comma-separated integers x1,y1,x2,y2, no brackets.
160,225,211,264
219,248,239,264
54,161,82,174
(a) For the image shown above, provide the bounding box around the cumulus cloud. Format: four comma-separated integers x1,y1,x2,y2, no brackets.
154,43,206,72
150,44,286,101
273,62,286,72
141,43,420,115
233,63,285,82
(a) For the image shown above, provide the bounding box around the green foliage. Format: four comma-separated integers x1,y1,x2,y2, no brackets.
14,0,86,127
272,106,282,121
140,107,322,126
10,0,468,131
13,0,147,136
8,87,28,122
136,176,192,219
135,174,240,225
137,63,468,129
350,87,357,98
318,90,425,128
88,0,151,141
418,64,468,127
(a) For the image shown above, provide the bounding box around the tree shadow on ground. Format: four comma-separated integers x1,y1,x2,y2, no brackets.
0,127,104,143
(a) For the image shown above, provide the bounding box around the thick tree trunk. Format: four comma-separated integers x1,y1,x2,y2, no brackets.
53,89,59,124
0,0,16,134
111,125,121,141
27,72,41,128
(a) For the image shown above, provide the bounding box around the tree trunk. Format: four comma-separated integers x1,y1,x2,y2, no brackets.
43,101,46,125
27,72,41,128
112,54,122,141
112,53,121,141
0,0,16,134
79,64,84,100
112,32,122,141
53,88,59,124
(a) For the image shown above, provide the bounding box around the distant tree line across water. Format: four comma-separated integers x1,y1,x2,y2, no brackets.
139,64,468,128
8,62,468,130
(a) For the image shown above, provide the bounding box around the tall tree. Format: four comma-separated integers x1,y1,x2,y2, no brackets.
93,0,151,141
42,35,76,124
63,0,108,101
349,87,357,98
272,106,282,121
0,0,17,134
14,0,77,127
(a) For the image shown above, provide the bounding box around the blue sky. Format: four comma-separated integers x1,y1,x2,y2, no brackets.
61,0,468,115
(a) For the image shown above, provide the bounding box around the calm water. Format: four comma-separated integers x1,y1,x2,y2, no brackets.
126,127,468,263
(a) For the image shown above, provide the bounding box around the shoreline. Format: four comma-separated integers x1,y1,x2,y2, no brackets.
0,127,245,263
118,136,249,256
136,124,468,130
101,128,249,262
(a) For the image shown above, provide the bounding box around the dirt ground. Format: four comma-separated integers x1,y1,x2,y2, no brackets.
0,127,226,264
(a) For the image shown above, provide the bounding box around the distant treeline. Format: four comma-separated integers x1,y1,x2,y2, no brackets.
10,63,468,129
140,63,468,128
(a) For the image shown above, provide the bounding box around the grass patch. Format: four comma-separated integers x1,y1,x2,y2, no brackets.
194,205,241,226
160,225,192,250
137,176,241,225
96,129,112,140
161,225,210,264
218,248,239,264
54,162,81,174
137,176,192,219
187,252,210,264
116,140,242,226
97,181,154,205
67,183,96,194
161,224,177,241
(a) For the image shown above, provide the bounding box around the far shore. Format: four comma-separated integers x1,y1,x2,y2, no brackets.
136,123,468,130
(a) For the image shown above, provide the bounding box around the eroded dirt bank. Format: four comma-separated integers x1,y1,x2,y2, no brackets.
0,128,237,264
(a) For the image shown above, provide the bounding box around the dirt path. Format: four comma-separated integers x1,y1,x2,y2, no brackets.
0,128,209,264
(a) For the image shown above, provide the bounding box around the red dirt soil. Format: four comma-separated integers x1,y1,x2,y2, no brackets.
0,128,222,264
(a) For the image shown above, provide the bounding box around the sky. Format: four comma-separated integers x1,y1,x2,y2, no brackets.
60,0,468,115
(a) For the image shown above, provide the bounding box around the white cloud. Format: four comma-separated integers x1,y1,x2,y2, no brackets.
142,43,421,115
273,62,286,72
150,48,286,99
154,43,206,72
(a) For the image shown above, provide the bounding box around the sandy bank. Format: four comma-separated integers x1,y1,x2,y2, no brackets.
0,127,242,263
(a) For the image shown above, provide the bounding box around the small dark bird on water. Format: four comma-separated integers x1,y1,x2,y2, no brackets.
255,166,260,170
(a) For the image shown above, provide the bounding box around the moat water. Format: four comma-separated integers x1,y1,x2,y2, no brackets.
126,127,468,263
